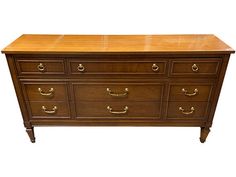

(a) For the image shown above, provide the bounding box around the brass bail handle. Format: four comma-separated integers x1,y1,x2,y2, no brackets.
181,88,198,96
107,106,128,114
38,88,54,97
179,107,195,115
42,106,57,114
106,88,129,97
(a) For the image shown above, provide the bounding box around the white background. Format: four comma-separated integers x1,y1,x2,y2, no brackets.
0,0,235,177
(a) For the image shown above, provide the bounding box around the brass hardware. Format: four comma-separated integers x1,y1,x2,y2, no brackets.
38,88,54,97
152,63,159,72
107,106,128,114
179,107,195,115
77,64,85,72
106,88,129,97
192,64,199,72
42,106,57,114
37,63,45,72
181,88,198,96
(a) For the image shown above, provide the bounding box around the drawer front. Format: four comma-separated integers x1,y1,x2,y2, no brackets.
16,59,65,75
69,61,167,75
170,58,221,76
167,102,209,119
22,83,68,101
29,102,70,118
75,101,161,118
73,83,164,101
169,83,214,101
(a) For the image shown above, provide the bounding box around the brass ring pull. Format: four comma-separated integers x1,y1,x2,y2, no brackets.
42,106,57,114
181,88,198,96
77,64,85,72
179,107,195,115
192,64,199,72
38,88,54,97
107,106,128,114
152,63,159,72
106,88,128,97
37,63,45,72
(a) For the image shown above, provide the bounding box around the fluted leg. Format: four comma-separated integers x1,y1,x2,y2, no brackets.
26,127,35,143
200,127,210,143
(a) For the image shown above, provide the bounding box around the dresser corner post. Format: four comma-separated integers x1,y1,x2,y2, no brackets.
200,127,211,143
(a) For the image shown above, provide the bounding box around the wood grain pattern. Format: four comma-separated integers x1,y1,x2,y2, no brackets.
28,101,70,118
69,60,167,75
1,34,234,54
15,59,65,75
75,101,161,118
166,102,209,119
170,58,221,76
73,83,164,101
168,83,214,101
22,82,68,101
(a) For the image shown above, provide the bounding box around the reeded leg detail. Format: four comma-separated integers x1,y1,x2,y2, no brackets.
200,127,210,143
26,127,35,143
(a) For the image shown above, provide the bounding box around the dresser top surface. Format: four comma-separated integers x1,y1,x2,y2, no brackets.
2,34,234,54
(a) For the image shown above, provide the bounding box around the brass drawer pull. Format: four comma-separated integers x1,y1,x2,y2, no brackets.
152,63,159,72
179,106,195,115
77,64,85,72
192,64,199,72
42,106,57,114
181,88,198,96
38,88,54,97
107,106,128,114
106,88,128,97
37,63,45,72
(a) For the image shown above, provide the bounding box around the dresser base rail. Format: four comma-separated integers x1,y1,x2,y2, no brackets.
25,120,210,143
30,119,206,127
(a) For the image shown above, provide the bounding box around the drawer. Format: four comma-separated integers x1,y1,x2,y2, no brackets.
22,83,68,101
168,83,214,101
28,102,70,118
73,83,164,101
69,60,167,75
15,59,65,75
170,58,221,76
167,102,209,119
75,101,161,119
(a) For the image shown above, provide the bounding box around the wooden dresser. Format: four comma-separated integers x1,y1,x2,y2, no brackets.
2,34,234,143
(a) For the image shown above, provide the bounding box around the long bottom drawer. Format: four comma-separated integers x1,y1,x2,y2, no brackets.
75,101,161,119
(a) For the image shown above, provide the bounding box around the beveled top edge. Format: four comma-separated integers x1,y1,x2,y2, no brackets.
2,34,235,54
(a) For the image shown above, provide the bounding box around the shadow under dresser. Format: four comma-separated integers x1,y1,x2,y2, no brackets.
1,34,234,143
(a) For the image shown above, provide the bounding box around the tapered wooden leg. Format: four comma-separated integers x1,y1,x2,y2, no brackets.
200,127,210,143
26,127,35,143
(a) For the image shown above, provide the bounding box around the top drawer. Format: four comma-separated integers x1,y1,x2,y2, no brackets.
69,60,167,75
170,58,222,77
15,59,65,75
